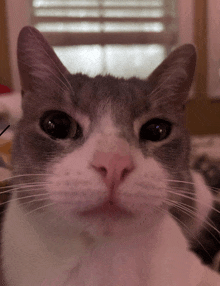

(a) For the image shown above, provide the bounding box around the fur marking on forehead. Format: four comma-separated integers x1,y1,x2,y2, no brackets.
96,112,119,135
70,75,151,119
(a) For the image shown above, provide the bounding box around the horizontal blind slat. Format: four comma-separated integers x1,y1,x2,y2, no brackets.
32,17,172,23
31,0,177,47
42,31,177,46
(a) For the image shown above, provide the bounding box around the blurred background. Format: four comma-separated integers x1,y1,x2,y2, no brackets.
0,0,220,135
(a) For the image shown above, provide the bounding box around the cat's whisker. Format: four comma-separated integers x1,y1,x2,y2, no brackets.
152,204,214,261
24,201,58,216
166,199,220,239
166,178,220,195
0,182,50,192
166,179,196,185
166,187,195,194
177,202,220,237
167,189,220,214
168,206,220,258
1,173,51,182
21,196,50,207
167,189,195,198
0,185,48,197
11,182,49,189
172,216,214,261
0,192,49,209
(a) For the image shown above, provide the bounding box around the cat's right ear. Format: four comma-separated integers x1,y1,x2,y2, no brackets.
17,26,70,93
146,44,196,106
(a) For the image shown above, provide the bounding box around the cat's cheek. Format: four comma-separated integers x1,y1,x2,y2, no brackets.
117,157,169,209
45,162,108,212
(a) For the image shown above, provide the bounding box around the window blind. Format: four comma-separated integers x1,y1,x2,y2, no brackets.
31,0,178,48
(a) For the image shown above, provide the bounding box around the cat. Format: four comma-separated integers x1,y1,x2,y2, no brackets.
1,26,220,285
192,156,220,270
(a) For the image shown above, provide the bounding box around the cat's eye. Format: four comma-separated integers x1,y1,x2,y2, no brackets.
139,118,172,142
40,110,81,140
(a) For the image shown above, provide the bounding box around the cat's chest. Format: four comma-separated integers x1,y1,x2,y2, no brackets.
40,236,152,286
65,250,148,286
44,217,193,286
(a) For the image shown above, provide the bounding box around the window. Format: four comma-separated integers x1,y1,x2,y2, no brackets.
31,0,178,78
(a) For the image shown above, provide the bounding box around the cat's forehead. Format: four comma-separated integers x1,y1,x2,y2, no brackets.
69,75,152,122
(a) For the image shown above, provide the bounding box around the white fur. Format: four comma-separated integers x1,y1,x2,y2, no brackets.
2,115,220,285
3,185,219,286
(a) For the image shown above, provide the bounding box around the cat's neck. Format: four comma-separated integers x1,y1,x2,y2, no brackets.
3,195,193,286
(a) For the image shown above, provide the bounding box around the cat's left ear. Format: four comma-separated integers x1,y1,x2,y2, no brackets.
147,44,196,104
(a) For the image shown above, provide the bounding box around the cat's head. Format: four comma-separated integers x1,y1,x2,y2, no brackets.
13,26,196,238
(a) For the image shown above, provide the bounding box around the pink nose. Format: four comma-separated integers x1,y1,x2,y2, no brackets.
91,151,135,190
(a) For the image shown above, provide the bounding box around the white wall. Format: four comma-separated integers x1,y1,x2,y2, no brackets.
207,0,220,98
178,0,194,45
5,0,31,91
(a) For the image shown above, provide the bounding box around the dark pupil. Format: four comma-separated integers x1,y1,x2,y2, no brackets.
48,116,69,137
151,124,163,136
140,119,171,142
41,111,71,139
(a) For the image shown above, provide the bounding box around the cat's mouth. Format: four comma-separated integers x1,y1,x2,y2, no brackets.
79,200,134,220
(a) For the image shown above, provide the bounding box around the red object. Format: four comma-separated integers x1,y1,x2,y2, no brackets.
0,84,11,94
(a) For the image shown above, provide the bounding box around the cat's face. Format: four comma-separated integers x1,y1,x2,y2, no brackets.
13,26,196,238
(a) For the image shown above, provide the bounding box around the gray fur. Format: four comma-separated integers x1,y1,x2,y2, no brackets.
13,26,197,226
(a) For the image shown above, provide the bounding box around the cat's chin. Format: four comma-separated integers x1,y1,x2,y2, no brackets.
79,200,134,220
53,202,163,239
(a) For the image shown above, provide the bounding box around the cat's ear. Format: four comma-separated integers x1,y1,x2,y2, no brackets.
147,44,196,104
17,26,70,92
